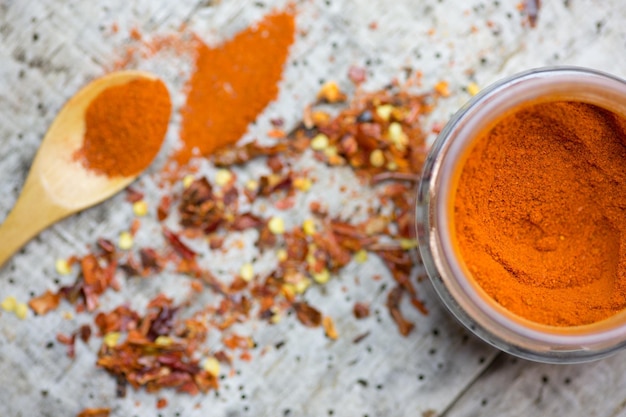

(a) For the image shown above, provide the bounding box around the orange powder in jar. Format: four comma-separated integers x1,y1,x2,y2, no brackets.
454,101,626,327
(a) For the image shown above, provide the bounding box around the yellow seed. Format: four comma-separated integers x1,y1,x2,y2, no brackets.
155,336,173,346
182,174,195,189
203,357,220,376
311,133,329,151
386,161,398,171
276,249,288,262
240,263,254,282
306,252,317,268
467,82,480,96
376,104,394,121
15,303,28,320
281,283,295,299
312,268,330,284
323,145,338,158
118,231,134,250
215,169,233,186
355,249,368,263
268,216,285,235
388,122,408,151
55,258,72,275
400,239,418,250
302,218,316,236
104,332,121,347
245,179,259,191
293,177,313,192
369,149,385,167
132,200,148,217
62,311,74,320
294,277,311,294
1,296,17,312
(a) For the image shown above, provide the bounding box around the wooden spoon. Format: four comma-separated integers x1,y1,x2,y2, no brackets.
0,71,170,267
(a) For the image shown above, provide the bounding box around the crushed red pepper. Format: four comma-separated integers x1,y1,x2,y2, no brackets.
95,294,218,395
30,78,434,397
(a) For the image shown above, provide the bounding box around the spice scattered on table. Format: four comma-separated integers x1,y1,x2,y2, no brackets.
24,2,448,403
31,77,436,396
74,78,171,177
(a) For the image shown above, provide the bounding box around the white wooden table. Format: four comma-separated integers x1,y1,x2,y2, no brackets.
1,1,626,416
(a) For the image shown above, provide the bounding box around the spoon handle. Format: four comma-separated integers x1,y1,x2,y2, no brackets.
0,180,66,268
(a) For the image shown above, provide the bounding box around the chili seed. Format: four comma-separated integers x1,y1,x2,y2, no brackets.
118,232,134,250
55,258,72,275
132,200,148,217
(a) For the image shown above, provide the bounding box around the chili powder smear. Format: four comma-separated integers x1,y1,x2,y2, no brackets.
176,10,296,164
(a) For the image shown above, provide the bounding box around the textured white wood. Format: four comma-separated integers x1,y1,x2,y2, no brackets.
1,1,626,417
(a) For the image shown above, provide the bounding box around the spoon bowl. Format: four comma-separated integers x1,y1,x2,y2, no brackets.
0,70,170,267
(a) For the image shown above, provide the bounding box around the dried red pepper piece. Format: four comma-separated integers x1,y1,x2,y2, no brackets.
293,302,322,327
163,228,197,260
77,408,110,417
386,286,414,336
353,302,370,319
28,290,61,315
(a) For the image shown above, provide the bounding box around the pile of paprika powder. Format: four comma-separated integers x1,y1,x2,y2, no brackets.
75,78,171,177
454,100,626,327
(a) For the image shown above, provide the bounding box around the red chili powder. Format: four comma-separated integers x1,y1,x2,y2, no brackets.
175,10,296,164
76,78,171,177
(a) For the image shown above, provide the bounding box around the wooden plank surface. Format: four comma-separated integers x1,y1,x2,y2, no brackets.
0,1,625,416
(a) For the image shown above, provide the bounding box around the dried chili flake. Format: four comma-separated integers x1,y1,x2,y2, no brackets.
386,286,414,336
322,316,339,340
353,302,370,319
212,141,287,167
95,305,140,335
97,238,116,256
231,213,264,231
293,302,322,327
77,408,110,417
57,332,77,358
28,290,61,315
139,248,164,273
78,324,93,343
156,397,168,409
125,186,145,203
163,228,197,260
348,66,367,85
157,195,171,221
223,333,254,350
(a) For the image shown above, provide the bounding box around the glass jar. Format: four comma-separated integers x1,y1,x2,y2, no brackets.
416,67,626,363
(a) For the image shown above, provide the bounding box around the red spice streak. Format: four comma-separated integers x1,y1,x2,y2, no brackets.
176,11,296,164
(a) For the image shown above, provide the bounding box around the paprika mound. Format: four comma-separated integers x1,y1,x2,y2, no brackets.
176,10,296,164
454,101,626,327
75,78,171,177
